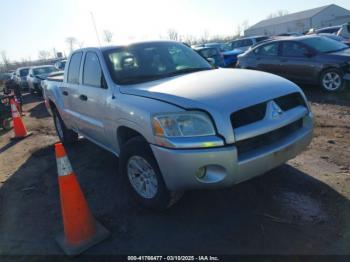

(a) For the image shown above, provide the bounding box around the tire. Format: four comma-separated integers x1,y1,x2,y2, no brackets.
119,136,183,209
319,68,345,92
2,119,11,130
52,108,78,144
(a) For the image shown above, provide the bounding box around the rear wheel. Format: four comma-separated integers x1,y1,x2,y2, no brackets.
52,108,78,144
319,69,344,92
119,136,183,209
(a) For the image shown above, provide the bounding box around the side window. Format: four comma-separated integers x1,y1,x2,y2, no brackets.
236,40,244,48
244,39,253,46
256,37,268,43
67,52,83,84
282,42,308,57
83,52,103,87
255,42,279,56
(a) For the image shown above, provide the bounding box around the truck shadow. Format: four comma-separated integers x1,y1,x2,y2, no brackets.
0,139,349,255
26,102,50,119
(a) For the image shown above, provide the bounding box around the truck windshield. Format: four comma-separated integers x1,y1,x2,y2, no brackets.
104,42,212,85
19,69,29,76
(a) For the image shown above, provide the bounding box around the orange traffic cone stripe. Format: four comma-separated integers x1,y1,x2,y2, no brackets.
54,142,109,255
10,98,29,138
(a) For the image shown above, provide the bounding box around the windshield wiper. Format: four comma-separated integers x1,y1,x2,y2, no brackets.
118,74,166,85
118,68,213,85
165,67,212,77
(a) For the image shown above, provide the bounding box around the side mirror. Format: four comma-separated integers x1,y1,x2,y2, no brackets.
206,57,216,68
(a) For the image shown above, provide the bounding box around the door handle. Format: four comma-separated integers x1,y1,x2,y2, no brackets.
280,59,288,62
79,94,88,101
62,91,69,96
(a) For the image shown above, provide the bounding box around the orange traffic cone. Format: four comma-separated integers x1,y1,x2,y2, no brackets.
10,98,31,139
54,143,109,256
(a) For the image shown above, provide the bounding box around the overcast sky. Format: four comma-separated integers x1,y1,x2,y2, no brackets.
0,0,349,61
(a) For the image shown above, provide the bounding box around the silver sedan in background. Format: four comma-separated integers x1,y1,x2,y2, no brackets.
27,65,58,94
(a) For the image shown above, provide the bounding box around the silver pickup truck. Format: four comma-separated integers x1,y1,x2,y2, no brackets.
43,41,313,209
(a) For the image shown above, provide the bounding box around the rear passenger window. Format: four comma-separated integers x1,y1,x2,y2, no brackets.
282,42,308,57
83,52,103,87
67,52,82,84
254,42,279,56
244,39,253,46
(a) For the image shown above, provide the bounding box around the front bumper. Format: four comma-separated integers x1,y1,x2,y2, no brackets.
151,113,313,191
20,81,28,89
33,82,42,91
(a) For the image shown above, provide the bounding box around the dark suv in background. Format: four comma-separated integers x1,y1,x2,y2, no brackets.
237,35,350,92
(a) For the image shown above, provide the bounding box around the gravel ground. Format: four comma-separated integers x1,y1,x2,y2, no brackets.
0,87,350,256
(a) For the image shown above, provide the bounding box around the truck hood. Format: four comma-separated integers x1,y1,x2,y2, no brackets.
119,68,301,114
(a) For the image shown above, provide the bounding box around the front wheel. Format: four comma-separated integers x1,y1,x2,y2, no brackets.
319,69,344,92
52,108,78,144
119,137,183,209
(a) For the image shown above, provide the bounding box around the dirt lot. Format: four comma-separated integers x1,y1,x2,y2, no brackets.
0,87,350,256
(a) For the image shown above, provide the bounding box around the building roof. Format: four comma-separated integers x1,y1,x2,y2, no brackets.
248,4,334,30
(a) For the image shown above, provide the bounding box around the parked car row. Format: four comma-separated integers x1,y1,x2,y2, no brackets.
1,59,66,96
192,23,350,69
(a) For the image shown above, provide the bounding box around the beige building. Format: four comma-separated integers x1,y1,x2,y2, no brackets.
244,4,350,36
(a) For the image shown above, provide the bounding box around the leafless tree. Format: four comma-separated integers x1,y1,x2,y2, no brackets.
183,34,197,45
66,37,77,53
234,20,250,37
103,30,113,43
78,41,85,49
167,29,179,41
1,51,9,69
266,10,289,19
38,50,51,60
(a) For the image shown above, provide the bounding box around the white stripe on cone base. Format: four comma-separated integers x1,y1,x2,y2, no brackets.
56,156,73,177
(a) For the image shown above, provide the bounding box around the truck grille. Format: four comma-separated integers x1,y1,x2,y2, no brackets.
231,92,306,129
235,119,303,156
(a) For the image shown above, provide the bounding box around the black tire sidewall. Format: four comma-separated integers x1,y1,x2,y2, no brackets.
52,109,77,144
320,69,344,92
119,137,171,210
2,119,11,130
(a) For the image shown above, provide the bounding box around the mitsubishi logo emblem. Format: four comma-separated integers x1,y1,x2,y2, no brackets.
266,101,283,120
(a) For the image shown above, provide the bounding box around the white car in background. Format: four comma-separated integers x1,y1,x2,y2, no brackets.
27,65,58,94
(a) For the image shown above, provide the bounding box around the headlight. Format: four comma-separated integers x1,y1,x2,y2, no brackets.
152,111,215,137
